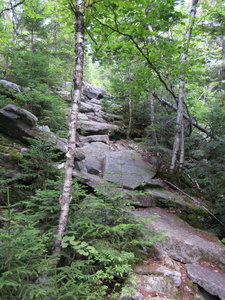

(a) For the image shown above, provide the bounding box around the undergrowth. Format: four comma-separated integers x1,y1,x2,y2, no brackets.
0,138,163,299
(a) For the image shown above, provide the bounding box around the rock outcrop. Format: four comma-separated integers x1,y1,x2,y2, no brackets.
0,79,21,92
0,104,38,143
133,208,225,267
186,263,225,300
83,81,109,99
123,207,225,300
103,150,156,189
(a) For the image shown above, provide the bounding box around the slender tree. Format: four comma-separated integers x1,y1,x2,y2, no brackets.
149,90,158,145
170,0,199,172
53,0,85,260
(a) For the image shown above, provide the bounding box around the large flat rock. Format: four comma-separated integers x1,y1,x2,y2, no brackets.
83,82,109,99
77,120,119,136
78,142,111,175
186,263,225,300
79,134,109,144
0,104,38,143
103,150,156,189
72,169,107,188
133,208,225,267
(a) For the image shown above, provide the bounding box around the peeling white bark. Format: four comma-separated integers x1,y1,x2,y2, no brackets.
149,91,158,145
53,0,85,260
170,0,199,172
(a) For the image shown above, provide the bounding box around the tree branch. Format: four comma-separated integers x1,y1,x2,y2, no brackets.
152,92,212,137
85,28,97,45
91,15,178,100
0,0,25,17
164,180,225,227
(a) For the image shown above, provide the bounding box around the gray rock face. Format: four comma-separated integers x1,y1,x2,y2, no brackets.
78,120,119,136
186,263,225,300
134,274,179,297
78,113,89,120
130,190,157,207
0,104,38,143
89,98,101,105
80,101,101,113
134,188,179,207
133,208,225,268
1,104,37,126
84,112,107,123
72,169,107,188
78,142,111,175
0,79,20,92
156,266,181,287
79,134,109,144
150,298,173,300
145,188,178,202
38,125,68,153
103,150,156,189
133,264,181,287
119,292,144,300
83,82,109,99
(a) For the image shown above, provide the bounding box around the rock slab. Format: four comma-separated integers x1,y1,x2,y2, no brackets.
0,104,38,143
186,263,225,300
103,150,156,189
78,142,111,175
133,208,225,267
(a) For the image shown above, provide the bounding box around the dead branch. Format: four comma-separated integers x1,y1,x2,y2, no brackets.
0,0,25,17
164,180,225,227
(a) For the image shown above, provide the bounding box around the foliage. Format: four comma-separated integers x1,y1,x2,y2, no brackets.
19,136,61,190
186,138,225,236
0,189,49,300
0,134,163,299
58,183,163,298
0,180,163,299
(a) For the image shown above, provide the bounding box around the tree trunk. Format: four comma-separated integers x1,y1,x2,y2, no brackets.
149,91,158,145
170,0,199,172
170,74,185,171
152,92,212,137
127,87,132,139
53,0,85,261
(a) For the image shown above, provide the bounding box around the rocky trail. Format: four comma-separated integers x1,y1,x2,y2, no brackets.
0,82,225,300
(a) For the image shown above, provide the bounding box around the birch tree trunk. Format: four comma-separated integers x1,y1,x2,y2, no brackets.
149,91,158,145
170,0,199,172
127,86,132,139
53,0,85,260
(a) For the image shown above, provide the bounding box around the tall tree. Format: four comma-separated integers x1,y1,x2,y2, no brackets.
149,90,158,145
170,0,199,172
53,0,85,260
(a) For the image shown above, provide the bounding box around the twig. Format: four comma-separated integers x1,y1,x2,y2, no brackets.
0,0,25,17
91,14,177,100
164,180,225,227
152,92,212,137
